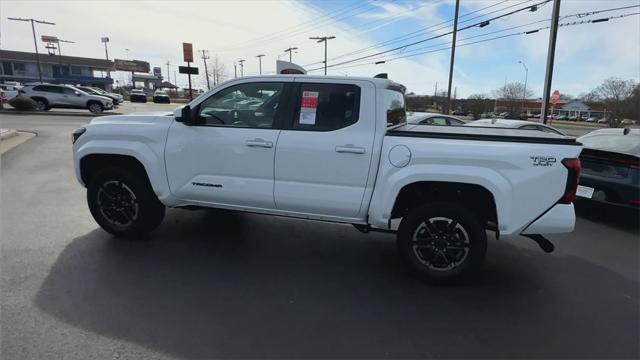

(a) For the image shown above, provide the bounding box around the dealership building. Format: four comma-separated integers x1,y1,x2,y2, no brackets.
0,50,116,89
495,99,607,118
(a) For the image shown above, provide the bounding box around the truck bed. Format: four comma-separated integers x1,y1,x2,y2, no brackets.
388,124,580,145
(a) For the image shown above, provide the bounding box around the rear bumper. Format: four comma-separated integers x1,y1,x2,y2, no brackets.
521,203,575,235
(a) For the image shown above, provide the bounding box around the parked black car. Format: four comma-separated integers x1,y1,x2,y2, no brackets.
576,128,640,208
76,86,123,105
153,90,170,104
129,89,147,103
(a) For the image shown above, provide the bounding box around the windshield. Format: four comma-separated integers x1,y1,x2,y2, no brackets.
578,134,640,156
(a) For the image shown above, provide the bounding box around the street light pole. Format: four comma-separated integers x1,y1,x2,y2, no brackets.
310,36,335,75
445,0,460,115
256,54,265,75
284,47,298,62
518,60,528,115
238,59,245,76
8,17,55,83
57,39,74,57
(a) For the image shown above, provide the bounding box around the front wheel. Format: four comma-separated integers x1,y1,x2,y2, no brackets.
88,102,104,114
397,202,487,282
87,167,165,238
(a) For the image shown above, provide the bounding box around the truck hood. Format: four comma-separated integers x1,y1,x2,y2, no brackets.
89,112,174,125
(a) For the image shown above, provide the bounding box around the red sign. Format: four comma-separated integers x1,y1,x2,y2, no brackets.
551,90,560,105
182,42,193,63
301,91,319,108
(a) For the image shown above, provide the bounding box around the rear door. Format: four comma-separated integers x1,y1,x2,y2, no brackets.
274,80,376,218
165,80,291,210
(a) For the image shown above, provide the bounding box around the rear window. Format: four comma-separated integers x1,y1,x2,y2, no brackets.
579,134,640,156
384,89,406,127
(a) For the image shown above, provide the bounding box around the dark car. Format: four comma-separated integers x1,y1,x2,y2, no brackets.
153,90,170,104
129,89,147,103
76,86,122,105
576,128,640,208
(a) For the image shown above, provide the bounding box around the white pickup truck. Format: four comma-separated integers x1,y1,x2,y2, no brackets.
72,75,582,281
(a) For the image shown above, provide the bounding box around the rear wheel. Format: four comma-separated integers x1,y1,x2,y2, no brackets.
87,167,165,238
397,202,487,282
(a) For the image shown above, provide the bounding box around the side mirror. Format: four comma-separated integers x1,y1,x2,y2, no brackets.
75,91,81,96
175,105,195,125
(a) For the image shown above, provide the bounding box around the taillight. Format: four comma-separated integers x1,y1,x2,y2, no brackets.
560,158,581,203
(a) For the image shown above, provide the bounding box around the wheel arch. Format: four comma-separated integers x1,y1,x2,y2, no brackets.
390,181,498,230
80,154,148,187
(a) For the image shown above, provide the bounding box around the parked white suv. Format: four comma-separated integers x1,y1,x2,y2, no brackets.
0,84,20,100
19,83,113,113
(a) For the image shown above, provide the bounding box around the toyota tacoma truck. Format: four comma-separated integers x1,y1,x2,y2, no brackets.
72,75,582,281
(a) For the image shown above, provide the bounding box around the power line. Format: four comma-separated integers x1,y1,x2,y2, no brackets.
312,0,552,71
306,11,640,73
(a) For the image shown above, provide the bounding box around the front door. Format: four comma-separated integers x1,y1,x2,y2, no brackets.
274,81,376,218
165,81,290,210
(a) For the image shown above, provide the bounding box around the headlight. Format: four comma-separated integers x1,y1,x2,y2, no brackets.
72,127,86,144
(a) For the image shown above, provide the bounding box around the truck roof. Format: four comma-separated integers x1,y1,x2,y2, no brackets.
232,74,404,90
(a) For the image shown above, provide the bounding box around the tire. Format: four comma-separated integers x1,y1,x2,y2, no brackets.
32,98,48,111
87,167,165,238
397,201,487,282
88,101,104,114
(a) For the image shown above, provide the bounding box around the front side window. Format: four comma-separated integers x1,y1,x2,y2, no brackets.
384,89,406,127
423,117,448,126
62,87,78,95
197,82,283,128
293,83,360,131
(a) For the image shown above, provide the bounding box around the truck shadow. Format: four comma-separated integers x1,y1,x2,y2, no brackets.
35,209,638,359
575,200,639,232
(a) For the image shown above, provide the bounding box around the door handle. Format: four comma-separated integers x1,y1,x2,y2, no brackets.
335,145,366,154
246,139,273,148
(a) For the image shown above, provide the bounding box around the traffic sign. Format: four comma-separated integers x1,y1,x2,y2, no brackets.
551,90,560,105
179,66,199,75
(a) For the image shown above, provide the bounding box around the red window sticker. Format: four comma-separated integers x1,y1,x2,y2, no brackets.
301,91,319,108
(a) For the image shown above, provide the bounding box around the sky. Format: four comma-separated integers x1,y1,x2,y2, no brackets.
1,0,639,98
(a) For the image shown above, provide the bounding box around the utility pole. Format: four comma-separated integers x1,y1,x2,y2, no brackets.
166,61,171,83
238,59,245,77
200,50,211,89
310,36,335,75
234,62,237,78
8,17,55,83
445,0,460,115
518,60,528,114
541,0,561,124
284,47,298,62
256,54,265,75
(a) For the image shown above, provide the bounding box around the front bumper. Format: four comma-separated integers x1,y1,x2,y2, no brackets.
521,203,575,235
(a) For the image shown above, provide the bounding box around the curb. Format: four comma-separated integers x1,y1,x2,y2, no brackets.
0,109,122,117
0,128,18,140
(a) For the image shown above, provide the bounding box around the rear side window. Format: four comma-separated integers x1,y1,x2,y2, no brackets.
33,85,62,93
384,89,406,127
293,83,360,131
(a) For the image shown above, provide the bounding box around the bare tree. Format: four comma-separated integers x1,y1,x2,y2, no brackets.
594,78,637,127
465,94,493,119
210,56,227,86
579,90,601,103
492,82,534,114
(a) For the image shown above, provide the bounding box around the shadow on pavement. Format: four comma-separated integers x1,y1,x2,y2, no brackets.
575,200,639,233
36,208,639,359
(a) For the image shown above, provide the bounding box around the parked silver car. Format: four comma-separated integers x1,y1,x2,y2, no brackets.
19,83,113,113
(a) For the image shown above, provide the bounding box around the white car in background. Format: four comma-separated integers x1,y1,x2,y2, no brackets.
0,84,20,100
466,119,566,136
407,112,466,126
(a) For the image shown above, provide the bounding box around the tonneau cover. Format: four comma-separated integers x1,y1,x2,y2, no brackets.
388,124,580,145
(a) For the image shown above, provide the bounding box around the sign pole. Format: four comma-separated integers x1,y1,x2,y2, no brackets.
187,62,193,100
541,0,561,125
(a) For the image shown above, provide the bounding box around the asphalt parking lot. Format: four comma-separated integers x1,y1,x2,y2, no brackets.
1,105,638,359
